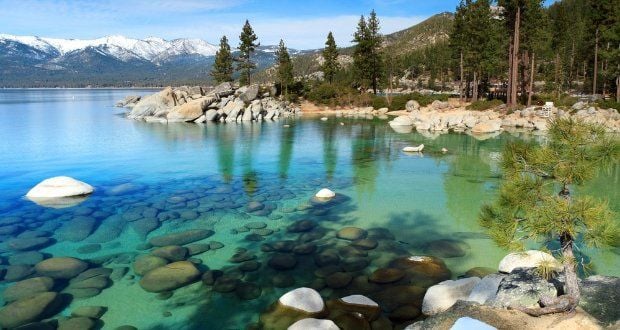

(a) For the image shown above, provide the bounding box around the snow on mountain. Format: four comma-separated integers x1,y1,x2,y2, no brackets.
0,34,218,62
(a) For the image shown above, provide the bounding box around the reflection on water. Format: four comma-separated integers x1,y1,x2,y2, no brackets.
0,90,617,329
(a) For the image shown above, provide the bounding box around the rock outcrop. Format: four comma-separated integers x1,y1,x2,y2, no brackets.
125,83,299,123
388,101,620,136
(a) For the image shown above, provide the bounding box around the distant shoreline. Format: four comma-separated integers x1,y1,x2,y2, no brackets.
0,87,163,90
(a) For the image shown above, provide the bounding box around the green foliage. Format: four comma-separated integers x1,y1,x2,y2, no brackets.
480,118,619,255
322,32,339,84
467,99,504,111
451,0,507,99
210,36,234,83
275,39,294,97
237,20,260,86
371,96,388,110
353,10,383,94
306,82,372,107
597,99,620,111
532,93,578,107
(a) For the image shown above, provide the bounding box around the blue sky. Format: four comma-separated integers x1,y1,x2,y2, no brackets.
0,0,557,49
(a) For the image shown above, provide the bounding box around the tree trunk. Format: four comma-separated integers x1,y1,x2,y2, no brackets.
510,7,521,107
515,187,580,317
472,71,478,102
583,61,587,94
508,39,513,105
616,75,620,103
593,28,599,95
555,54,561,98
560,233,581,305
460,51,464,103
569,41,575,90
527,52,535,107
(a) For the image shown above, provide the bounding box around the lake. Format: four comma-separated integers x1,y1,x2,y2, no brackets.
0,89,617,329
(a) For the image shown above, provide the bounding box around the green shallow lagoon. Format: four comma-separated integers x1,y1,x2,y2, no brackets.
0,89,618,329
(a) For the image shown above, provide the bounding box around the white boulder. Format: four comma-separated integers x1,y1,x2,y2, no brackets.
315,188,336,199
422,277,481,316
403,144,425,152
26,176,93,199
450,317,497,330
406,100,420,111
279,287,325,313
288,318,338,330
471,120,502,134
466,274,504,304
340,295,379,307
498,250,560,273
390,115,414,126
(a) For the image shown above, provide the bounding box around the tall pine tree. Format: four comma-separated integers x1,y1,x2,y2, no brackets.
322,32,339,84
353,10,383,94
237,20,259,86
275,39,294,98
210,35,233,84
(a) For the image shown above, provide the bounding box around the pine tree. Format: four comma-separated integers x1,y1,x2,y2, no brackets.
210,35,234,84
353,11,383,94
480,118,619,315
237,20,259,86
451,0,505,101
322,32,339,84
275,39,294,98
367,10,383,95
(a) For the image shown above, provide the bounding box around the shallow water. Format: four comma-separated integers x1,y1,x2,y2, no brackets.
0,89,618,329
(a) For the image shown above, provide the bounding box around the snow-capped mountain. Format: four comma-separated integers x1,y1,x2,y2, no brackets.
0,34,218,63
0,34,293,87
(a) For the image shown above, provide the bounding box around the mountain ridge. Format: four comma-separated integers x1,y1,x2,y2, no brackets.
0,13,453,87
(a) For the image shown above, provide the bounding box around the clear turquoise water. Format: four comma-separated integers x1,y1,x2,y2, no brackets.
0,89,617,329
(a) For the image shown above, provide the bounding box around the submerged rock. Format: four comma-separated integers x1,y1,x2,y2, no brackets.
139,261,200,293
325,272,353,289
58,317,96,330
369,268,405,284
152,246,188,262
2,276,55,302
7,237,53,251
337,227,367,241
57,216,97,242
133,255,168,276
389,256,452,288
425,239,470,258
35,257,89,279
149,229,214,247
268,254,298,270
0,292,62,328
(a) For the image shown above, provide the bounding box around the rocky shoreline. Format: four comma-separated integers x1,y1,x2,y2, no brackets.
118,83,299,123
388,99,620,136
119,87,620,139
